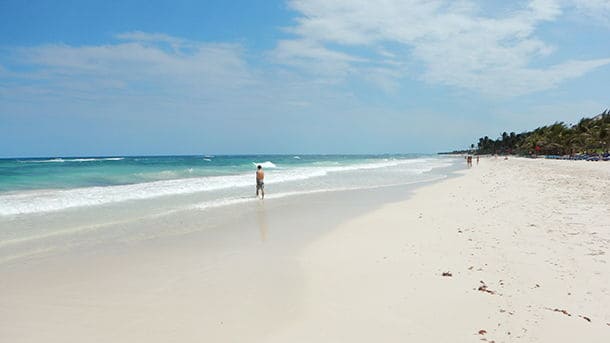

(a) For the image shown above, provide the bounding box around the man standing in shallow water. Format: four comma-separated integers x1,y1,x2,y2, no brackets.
256,165,265,199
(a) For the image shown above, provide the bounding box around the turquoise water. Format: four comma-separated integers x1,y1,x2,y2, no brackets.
0,154,458,216
0,154,428,192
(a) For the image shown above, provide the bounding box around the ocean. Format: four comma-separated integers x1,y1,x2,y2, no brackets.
0,154,461,217
0,154,458,217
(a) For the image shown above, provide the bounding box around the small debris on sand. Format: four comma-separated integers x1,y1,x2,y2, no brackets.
549,308,571,317
477,282,496,294
578,315,591,322
478,329,487,335
442,272,452,277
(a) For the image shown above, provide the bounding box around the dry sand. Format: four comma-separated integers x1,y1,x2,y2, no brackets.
269,157,610,342
1,157,609,342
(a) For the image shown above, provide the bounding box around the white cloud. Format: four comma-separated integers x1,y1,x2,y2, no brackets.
272,39,365,77
272,0,610,95
569,0,610,24
5,34,256,104
529,0,563,20
571,0,610,11
116,31,188,47
0,32,358,126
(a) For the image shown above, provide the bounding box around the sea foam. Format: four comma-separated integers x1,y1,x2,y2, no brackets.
21,157,124,163
253,161,278,168
0,158,453,216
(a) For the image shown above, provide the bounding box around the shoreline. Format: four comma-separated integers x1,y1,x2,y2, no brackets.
1,157,608,342
0,159,462,265
0,164,463,342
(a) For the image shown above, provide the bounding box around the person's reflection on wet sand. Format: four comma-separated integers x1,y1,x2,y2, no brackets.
256,201,269,242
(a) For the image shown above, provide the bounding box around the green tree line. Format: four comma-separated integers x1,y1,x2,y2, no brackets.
475,110,610,155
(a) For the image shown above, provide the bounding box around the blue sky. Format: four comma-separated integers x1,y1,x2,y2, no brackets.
1,0,609,157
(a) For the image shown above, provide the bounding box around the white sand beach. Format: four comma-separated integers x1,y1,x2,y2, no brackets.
1,157,609,342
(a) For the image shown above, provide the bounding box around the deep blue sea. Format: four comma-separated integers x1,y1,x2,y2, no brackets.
0,154,458,216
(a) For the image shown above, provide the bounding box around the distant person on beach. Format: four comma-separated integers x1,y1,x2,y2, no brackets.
476,156,480,165
467,155,472,167
256,165,265,199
